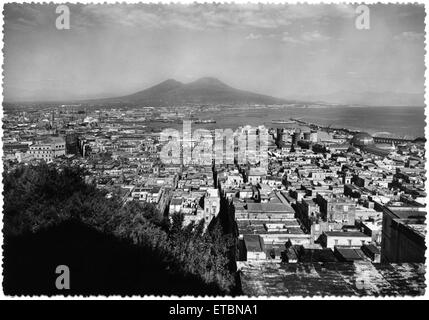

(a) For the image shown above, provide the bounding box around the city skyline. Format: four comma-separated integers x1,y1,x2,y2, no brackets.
2,2,427,299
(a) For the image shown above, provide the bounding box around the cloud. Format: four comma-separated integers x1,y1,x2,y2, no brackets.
5,3,360,33
77,4,294,30
346,71,361,78
281,32,302,44
245,33,262,40
282,30,330,45
4,4,55,31
394,31,424,41
301,31,330,42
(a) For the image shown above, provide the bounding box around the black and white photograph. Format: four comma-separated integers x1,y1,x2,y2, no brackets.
0,1,427,300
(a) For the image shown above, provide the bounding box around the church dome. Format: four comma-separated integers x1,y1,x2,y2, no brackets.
351,132,374,147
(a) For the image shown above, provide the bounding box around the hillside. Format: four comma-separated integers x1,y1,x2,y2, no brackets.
94,77,292,106
3,164,236,295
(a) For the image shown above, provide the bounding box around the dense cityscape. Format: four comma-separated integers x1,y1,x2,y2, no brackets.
2,3,427,299
2,100,426,295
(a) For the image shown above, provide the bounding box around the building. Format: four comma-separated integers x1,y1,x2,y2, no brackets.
317,195,356,225
321,231,372,249
350,132,375,147
204,188,220,220
29,136,66,162
361,244,381,263
246,202,295,220
242,234,266,261
381,206,426,263
350,132,392,157
334,246,366,262
359,220,382,244
238,260,426,296
295,197,320,232
247,168,266,185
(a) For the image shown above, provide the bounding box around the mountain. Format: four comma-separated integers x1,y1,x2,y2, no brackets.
94,77,292,106
291,91,425,107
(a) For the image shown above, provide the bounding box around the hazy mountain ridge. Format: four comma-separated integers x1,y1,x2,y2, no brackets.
5,78,424,107
291,91,425,107
94,77,293,106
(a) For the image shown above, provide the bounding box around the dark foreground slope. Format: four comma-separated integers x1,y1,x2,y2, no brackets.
3,164,236,296
3,220,222,296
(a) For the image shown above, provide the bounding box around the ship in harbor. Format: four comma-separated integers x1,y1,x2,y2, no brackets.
192,119,216,124
271,119,296,124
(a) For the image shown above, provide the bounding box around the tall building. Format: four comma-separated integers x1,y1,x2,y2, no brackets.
381,206,426,263
309,130,318,143
275,128,284,147
65,132,79,155
204,188,220,220
292,129,302,145
303,131,311,141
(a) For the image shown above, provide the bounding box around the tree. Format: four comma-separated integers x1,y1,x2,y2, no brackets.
169,212,184,237
3,163,235,294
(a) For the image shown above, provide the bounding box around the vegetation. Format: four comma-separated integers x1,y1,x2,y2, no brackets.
3,163,235,294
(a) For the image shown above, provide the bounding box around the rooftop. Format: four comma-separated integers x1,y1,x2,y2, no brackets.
206,188,219,198
335,247,366,261
325,231,370,238
246,202,294,214
239,261,425,296
243,235,265,252
387,208,426,220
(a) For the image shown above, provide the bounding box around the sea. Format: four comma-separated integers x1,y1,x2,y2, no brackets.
192,105,426,139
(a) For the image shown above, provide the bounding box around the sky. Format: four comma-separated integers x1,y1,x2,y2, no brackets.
3,3,426,102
